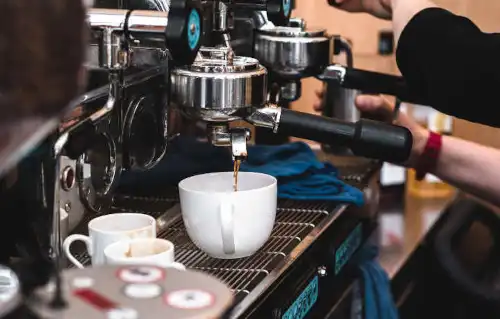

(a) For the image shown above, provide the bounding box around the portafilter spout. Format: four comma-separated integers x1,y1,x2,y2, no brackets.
208,123,251,160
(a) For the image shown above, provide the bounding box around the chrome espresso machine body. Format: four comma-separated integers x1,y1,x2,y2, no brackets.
0,1,425,318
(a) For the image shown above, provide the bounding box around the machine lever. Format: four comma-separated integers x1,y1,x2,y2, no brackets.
318,64,429,105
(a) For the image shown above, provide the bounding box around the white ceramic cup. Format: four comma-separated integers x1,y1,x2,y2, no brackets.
63,213,156,268
179,172,277,259
104,238,185,270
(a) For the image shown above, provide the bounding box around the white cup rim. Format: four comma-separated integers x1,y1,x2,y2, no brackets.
104,238,174,260
179,171,277,195
88,213,155,234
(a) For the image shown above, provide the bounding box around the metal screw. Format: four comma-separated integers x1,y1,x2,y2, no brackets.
317,266,327,277
272,309,282,318
64,202,72,213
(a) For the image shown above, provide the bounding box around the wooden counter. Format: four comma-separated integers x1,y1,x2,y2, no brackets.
378,193,454,278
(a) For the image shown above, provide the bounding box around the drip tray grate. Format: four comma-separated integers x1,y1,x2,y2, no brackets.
70,195,337,303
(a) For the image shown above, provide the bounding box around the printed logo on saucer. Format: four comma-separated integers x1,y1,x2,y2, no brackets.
124,284,162,299
165,289,215,310
107,307,138,319
117,266,164,284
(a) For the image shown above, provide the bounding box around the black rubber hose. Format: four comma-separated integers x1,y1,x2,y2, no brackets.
278,109,412,163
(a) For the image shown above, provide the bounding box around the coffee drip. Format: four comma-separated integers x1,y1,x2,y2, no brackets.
233,159,241,192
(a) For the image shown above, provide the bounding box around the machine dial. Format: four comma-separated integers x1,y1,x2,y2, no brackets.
165,0,203,66
76,131,119,212
123,95,165,171
267,0,292,26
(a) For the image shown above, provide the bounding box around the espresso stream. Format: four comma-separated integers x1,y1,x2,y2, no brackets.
233,159,241,192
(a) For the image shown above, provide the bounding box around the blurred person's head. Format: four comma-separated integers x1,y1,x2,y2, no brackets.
0,0,87,124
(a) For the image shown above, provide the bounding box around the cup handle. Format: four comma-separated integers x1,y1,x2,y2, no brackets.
219,200,235,255
168,262,186,271
62,234,92,269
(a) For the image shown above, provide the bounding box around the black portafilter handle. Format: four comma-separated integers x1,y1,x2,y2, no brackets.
278,109,413,163
165,0,203,66
321,65,429,105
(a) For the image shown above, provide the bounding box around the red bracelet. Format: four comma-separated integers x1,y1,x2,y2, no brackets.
415,131,442,181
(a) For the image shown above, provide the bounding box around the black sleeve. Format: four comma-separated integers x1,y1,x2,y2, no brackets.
396,8,500,127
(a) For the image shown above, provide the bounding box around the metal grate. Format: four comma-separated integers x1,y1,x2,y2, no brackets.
71,194,335,303
70,166,375,305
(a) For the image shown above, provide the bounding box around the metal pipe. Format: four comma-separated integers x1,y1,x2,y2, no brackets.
87,8,168,33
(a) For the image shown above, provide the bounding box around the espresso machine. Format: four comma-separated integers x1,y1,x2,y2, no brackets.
0,1,239,317
0,0,427,318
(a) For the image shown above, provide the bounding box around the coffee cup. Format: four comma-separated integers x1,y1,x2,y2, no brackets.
63,213,156,268
179,172,277,259
104,238,185,270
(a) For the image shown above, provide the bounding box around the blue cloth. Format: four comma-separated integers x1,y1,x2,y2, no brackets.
353,243,399,319
241,142,364,205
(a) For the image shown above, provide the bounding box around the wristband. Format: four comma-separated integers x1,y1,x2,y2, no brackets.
415,131,442,181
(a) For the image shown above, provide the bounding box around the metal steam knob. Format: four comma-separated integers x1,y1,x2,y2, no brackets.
165,0,203,66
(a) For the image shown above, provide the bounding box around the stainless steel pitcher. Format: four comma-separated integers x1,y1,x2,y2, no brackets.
321,37,360,155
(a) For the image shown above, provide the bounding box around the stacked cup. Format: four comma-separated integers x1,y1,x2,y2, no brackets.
63,213,185,270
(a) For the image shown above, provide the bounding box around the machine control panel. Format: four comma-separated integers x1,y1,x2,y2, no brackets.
25,266,233,319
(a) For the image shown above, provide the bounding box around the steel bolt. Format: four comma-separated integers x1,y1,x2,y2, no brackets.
317,266,328,277
64,202,71,213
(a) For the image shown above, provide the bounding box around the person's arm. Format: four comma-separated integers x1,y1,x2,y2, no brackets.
395,6,500,127
332,0,500,127
390,0,436,44
429,135,500,207
347,95,500,207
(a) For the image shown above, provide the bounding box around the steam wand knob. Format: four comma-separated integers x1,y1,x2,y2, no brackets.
165,0,203,66
267,0,292,26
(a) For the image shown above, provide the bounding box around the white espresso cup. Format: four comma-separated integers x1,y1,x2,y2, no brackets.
104,238,185,270
63,213,156,268
179,172,277,259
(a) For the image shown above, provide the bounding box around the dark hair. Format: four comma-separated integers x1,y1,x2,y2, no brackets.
0,0,86,123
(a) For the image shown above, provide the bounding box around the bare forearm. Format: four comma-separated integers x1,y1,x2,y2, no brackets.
430,136,500,206
390,0,437,44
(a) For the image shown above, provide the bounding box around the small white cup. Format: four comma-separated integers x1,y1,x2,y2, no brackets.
104,238,185,271
179,172,277,259
63,213,156,268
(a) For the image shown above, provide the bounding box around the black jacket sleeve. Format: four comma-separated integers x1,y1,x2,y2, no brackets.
396,8,500,127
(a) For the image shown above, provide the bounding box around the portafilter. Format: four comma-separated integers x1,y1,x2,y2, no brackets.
171,47,413,164
253,23,429,105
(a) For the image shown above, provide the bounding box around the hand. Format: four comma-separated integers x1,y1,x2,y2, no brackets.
355,95,428,167
330,0,393,20
313,89,324,112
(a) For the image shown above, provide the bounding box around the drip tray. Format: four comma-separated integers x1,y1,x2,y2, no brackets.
71,195,337,304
